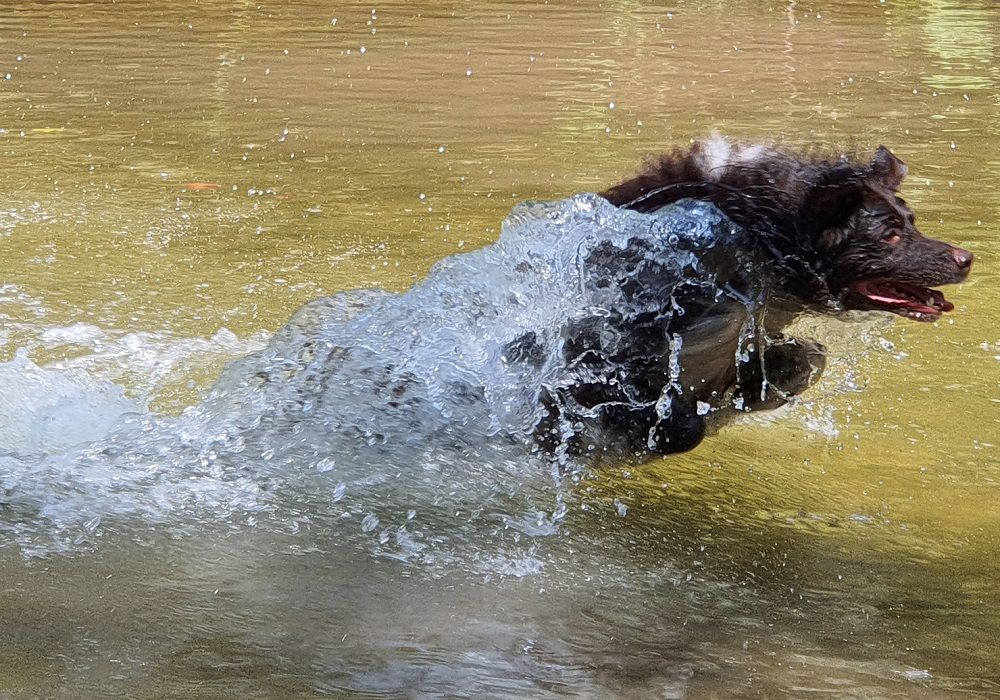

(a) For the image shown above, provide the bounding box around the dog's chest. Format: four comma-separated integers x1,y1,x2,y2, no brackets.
674,297,749,403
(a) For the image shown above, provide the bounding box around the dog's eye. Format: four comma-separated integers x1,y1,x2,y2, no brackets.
882,230,902,245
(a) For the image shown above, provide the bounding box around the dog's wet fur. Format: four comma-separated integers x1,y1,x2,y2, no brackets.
533,137,972,458
603,137,972,320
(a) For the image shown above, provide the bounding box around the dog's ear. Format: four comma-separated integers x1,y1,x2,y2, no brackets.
869,145,907,190
799,164,863,247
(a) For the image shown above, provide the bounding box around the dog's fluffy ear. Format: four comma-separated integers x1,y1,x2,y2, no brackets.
799,163,863,247
869,145,907,190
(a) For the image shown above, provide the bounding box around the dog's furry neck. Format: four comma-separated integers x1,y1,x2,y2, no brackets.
601,137,868,303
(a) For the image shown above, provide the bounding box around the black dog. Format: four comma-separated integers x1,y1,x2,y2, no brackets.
213,138,972,464
531,137,973,458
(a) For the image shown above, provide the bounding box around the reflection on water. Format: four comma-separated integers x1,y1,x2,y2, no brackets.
921,0,996,91
0,0,998,697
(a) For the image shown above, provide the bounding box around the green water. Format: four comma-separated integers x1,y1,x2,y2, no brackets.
0,0,998,697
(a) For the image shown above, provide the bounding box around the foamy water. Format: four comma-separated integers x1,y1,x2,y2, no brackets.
0,198,966,699
0,196,748,558
0,194,892,569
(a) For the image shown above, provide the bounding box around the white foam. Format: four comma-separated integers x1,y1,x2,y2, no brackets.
0,349,139,454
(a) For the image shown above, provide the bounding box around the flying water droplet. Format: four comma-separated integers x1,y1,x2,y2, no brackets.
361,513,379,532
315,457,335,473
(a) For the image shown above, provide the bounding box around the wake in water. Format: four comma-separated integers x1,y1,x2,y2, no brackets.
200,195,774,458
0,195,809,557
17,189,936,570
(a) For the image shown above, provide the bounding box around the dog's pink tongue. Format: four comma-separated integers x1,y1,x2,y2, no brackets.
867,290,911,306
857,281,953,318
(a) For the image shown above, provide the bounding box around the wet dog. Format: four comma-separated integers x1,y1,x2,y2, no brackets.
532,137,973,458
208,138,972,464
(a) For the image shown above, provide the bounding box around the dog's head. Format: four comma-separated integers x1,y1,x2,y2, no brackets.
800,147,973,321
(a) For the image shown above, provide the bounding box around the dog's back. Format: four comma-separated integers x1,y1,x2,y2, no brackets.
601,136,831,231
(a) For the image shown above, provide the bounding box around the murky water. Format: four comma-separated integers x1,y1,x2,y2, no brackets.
1,0,998,697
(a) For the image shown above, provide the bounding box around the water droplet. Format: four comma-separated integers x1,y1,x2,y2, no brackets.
315,457,335,473
551,500,568,521
359,46,367,54
466,69,473,76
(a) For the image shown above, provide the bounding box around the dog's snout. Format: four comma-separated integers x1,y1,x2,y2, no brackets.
951,246,974,271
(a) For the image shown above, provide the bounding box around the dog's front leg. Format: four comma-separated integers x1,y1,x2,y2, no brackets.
733,336,826,411
600,400,706,456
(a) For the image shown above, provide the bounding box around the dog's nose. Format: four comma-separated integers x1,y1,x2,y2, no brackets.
951,247,974,270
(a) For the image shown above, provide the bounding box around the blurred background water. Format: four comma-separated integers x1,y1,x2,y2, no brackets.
0,0,997,697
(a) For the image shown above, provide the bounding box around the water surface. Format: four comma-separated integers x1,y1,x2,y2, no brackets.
1,0,998,697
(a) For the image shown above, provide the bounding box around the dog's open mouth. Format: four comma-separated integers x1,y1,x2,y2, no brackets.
846,279,954,322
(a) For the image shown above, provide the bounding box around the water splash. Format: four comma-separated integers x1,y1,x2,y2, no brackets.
0,349,139,455
0,195,752,561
